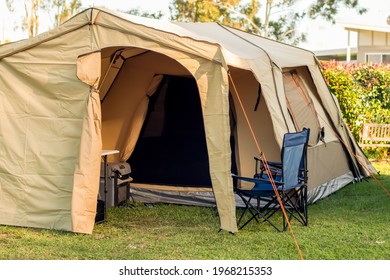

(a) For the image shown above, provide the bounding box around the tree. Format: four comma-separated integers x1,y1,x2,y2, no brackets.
24,0,44,38
123,8,164,19
169,0,244,27
169,0,367,45
0,39,11,45
6,0,82,38
308,0,366,23
48,0,82,27
263,0,366,44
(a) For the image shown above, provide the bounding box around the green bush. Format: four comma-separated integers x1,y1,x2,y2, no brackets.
321,60,390,159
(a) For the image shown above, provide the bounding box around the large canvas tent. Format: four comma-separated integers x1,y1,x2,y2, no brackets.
0,8,374,234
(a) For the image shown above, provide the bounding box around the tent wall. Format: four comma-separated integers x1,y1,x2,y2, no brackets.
0,26,99,233
307,142,352,191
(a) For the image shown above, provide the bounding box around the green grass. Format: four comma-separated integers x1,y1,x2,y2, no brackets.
0,162,389,260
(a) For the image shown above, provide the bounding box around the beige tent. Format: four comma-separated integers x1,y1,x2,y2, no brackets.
0,8,374,234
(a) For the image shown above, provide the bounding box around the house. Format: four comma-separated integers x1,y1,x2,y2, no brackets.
343,19,390,63
316,19,390,63
314,47,358,62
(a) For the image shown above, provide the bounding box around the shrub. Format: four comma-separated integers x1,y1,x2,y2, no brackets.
321,60,390,159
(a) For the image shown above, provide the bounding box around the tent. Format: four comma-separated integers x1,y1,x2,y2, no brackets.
0,8,375,234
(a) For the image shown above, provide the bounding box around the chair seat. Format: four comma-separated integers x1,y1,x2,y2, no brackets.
239,189,275,197
234,174,304,194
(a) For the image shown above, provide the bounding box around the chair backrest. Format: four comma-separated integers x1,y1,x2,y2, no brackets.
281,128,310,189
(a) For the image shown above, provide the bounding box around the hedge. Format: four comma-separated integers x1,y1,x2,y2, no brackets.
320,60,390,158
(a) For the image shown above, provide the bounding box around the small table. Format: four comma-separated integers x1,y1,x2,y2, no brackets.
101,150,119,221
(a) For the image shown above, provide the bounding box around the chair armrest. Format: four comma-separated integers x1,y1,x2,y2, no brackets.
232,174,283,185
254,156,282,171
267,161,282,168
254,162,282,180
254,156,281,168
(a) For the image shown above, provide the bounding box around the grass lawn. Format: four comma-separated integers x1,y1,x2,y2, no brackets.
0,162,389,260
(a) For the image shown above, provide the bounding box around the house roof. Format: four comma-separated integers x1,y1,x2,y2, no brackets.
339,20,390,33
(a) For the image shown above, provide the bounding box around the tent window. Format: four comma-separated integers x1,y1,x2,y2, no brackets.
283,70,322,145
128,75,212,187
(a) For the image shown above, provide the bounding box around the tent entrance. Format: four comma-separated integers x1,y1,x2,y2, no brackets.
128,75,212,188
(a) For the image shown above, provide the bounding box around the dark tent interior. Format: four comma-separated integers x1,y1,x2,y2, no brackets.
128,75,212,187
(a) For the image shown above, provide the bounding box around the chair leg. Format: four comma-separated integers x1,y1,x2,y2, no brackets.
258,197,284,232
238,192,286,231
237,193,285,231
302,186,308,226
236,188,308,232
281,187,308,231
237,194,260,229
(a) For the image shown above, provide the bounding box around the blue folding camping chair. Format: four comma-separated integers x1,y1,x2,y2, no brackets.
233,128,310,231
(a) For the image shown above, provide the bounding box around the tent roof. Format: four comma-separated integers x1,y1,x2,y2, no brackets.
174,22,317,68
0,7,317,70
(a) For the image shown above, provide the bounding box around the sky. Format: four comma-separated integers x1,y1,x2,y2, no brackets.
1,0,390,51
